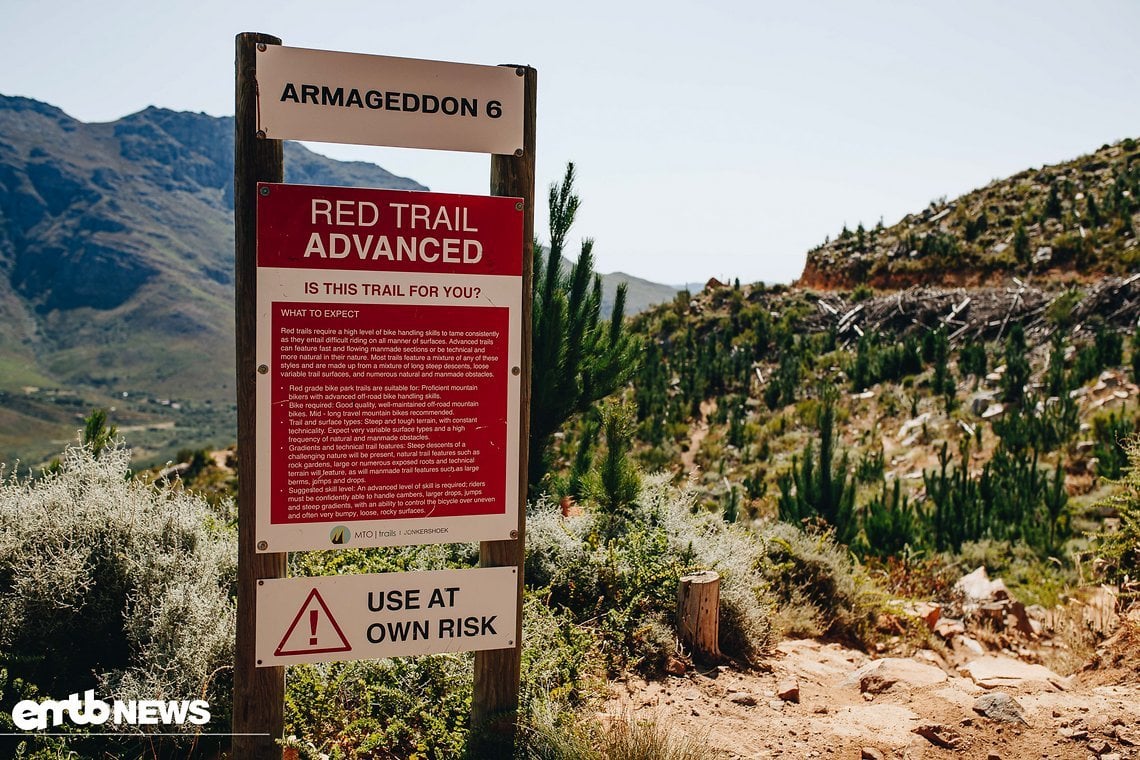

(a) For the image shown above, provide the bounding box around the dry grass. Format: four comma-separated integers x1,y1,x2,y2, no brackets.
523,705,718,760
1037,601,1102,676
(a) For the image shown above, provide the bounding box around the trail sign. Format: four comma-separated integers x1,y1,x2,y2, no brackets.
254,183,523,552
236,31,535,756
255,44,524,155
256,567,517,666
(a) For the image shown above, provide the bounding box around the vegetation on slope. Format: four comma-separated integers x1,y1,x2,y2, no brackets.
799,137,1140,288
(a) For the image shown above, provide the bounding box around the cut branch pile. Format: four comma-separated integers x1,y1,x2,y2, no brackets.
803,276,1140,348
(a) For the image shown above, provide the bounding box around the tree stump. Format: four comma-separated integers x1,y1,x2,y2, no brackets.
677,570,721,661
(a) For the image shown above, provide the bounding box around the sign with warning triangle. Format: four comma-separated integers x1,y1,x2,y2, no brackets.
274,589,352,657
256,567,517,667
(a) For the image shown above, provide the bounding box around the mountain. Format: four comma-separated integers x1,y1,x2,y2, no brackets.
593,269,677,317
0,95,432,464
0,95,676,465
798,138,1140,289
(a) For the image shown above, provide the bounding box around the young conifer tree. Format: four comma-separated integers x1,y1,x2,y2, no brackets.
529,163,641,494
776,390,857,544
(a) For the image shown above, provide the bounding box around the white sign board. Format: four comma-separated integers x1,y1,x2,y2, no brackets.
254,183,523,553
255,566,517,666
256,44,524,155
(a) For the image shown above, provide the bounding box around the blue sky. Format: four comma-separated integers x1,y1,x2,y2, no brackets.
2,0,1138,285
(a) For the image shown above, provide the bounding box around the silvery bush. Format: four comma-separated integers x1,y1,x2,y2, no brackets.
0,442,236,718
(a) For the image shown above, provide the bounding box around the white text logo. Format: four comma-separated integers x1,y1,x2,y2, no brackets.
12,690,210,730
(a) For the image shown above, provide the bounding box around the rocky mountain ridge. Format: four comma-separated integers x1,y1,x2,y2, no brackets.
0,94,425,464
798,138,1140,290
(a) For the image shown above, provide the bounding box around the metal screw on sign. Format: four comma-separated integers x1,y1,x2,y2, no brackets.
514,201,523,211
258,580,264,586
513,149,523,158
257,541,268,551
255,130,267,139
260,186,270,197
257,364,269,375
509,530,519,540
511,366,521,376
515,67,524,77
257,43,267,52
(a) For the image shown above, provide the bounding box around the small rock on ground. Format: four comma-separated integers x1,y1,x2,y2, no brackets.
913,722,967,750
973,691,1029,725
777,679,800,703
727,691,757,706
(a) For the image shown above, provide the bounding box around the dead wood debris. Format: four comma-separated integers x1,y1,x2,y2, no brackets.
804,276,1140,348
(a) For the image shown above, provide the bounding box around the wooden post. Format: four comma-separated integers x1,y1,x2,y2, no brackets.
470,65,536,756
677,571,721,662
234,32,286,760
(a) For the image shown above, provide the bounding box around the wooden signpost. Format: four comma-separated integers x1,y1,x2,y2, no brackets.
234,32,535,759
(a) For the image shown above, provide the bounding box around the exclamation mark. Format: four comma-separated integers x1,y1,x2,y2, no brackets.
309,610,318,646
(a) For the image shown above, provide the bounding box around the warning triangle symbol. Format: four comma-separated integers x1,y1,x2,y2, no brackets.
275,588,353,657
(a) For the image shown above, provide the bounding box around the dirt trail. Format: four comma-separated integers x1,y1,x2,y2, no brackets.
680,399,717,475
606,632,1140,759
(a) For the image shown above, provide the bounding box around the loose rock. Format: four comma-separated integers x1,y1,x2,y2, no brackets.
777,679,800,703
844,658,947,694
1115,727,1138,745
913,722,966,749
1087,738,1110,755
973,692,1029,725
959,655,1067,690
728,691,757,706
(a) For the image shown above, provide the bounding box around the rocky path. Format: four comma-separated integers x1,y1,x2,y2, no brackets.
680,399,717,475
607,636,1139,759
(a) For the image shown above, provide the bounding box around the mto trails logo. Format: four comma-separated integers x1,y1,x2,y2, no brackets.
11,690,210,731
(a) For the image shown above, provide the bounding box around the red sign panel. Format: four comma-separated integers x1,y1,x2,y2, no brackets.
255,183,523,551
257,183,522,276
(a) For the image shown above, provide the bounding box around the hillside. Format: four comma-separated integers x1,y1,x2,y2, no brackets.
0,95,428,464
799,138,1140,289
534,139,1140,609
577,270,1140,633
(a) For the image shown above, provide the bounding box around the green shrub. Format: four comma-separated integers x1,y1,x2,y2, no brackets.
579,401,642,541
858,479,920,558
776,393,857,545
0,441,236,755
758,521,881,646
284,655,472,760
1045,289,1083,328
1092,410,1135,482
520,594,603,712
527,474,776,668
1091,440,1140,605
958,340,988,385
290,542,477,578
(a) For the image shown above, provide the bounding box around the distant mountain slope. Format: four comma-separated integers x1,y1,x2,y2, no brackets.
0,94,427,464
0,95,676,465
799,138,1140,289
600,271,677,316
